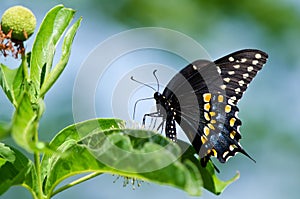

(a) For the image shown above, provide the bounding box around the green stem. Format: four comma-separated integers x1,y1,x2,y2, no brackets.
21,54,29,80
33,122,45,199
50,172,102,197
34,151,43,198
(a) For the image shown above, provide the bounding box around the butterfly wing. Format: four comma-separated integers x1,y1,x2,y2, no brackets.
214,49,268,104
162,49,268,164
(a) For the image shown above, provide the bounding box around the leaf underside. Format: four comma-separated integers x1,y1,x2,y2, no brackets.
41,118,238,196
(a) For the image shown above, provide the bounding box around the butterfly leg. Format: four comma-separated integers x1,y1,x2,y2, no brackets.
142,112,159,126
150,116,158,130
156,118,165,134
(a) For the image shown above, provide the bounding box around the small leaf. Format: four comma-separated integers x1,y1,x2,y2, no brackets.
11,93,37,151
0,143,15,167
30,5,76,97
0,63,16,104
0,144,37,197
13,57,28,104
199,162,239,195
0,62,25,107
40,17,82,97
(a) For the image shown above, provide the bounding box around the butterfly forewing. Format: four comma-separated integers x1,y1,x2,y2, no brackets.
214,49,268,104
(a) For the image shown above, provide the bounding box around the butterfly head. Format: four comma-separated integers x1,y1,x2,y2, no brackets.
153,92,161,100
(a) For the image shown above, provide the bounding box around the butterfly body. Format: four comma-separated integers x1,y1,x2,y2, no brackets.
149,49,268,167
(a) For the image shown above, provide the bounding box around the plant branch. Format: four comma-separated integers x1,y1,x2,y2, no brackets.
33,121,44,199
51,172,102,197
21,54,29,80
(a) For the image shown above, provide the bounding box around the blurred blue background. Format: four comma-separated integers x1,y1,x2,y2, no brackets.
1,0,300,198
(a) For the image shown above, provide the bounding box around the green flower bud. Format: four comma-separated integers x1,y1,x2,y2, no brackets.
1,6,36,41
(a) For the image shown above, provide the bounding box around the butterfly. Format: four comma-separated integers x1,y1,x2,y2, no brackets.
134,49,268,171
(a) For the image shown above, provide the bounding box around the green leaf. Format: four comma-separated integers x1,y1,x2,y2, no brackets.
42,118,237,197
41,119,124,194
0,122,11,140
11,93,37,151
41,119,204,197
30,5,76,97
0,143,15,167
0,144,37,197
0,61,26,107
199,162,239,195
178,140,239,195
40,17,82,97
0,63,16,104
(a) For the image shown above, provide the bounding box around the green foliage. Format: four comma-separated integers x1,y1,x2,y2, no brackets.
0,4,238,199
0,144,37,197
95,0,300,38
40,118,237,197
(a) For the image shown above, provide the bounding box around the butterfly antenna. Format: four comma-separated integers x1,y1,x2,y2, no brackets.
153,69,160,92
133,97,154,120
130,76,156,92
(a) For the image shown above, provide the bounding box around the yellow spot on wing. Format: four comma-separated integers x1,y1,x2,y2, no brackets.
201,135,208,144
230,118,236,127
218,95,224,102
207,149,211,155
225,105,231,113
207,123,215,130
230,131,236,139
204,103,210,111
211,149,217,157
229,145,235,151
204,126,210,136
204,112,210,121
210,111,216,116
203,93,211,102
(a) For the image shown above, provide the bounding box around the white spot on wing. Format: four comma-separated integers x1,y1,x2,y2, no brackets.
243,73,249,79
241,58,247,63
228,99,235,105
238,80,245,86
235,88,241,93
230,96,237,101
224,77,230,83
252,60,259,65
229,57,234,62
220,85,227,90
247,66,254,72
255,53,262,59
228,71,235,75
223,151,229,158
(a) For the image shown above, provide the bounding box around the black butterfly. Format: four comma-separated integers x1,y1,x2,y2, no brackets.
136,49,268,170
